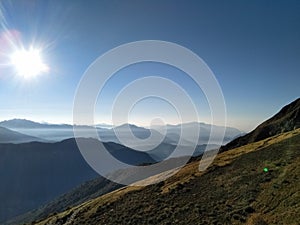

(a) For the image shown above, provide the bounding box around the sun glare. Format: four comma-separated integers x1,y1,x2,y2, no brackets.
10,48,49,78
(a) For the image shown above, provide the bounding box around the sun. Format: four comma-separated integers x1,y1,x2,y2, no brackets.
10,47,49,78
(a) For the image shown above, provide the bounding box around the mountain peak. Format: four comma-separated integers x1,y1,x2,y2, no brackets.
0,119,40,128
114,123,147,131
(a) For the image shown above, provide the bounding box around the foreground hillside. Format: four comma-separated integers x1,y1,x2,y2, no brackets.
32,128,300,225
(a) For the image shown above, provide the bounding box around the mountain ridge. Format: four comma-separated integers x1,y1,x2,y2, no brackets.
0,119,243,146
0,119,73,129
222,97,300,151
0,126,42,143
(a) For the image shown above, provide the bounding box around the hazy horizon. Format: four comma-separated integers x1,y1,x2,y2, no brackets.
1,95,298,133
0,117,243,130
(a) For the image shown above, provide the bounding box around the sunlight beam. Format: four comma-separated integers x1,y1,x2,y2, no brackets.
10,47,49,78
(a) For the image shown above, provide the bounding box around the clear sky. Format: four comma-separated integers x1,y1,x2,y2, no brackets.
0,0,299,131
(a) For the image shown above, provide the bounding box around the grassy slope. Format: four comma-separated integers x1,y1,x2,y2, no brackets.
32,128,300,225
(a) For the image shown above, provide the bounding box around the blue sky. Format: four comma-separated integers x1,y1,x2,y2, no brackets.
0,0,299,131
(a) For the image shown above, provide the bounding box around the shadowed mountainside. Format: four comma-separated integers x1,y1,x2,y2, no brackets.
5,177,123,225
0,138,155,223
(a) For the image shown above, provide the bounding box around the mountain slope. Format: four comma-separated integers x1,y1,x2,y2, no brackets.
0,126,42,143
32,129,300,225
6,142,221,225
0,138,155,223
222,98,300,151
6,177,123,225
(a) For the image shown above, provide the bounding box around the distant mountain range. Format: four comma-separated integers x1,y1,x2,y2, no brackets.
0,119,113,130
0,119,73,129
0,119,97,142
153,122,243,145
0,119,243,145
